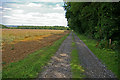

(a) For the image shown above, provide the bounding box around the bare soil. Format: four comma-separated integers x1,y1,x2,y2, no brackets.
2,31,69,66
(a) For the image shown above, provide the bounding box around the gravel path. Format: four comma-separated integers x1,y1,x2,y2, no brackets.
36,32,116,78
73,33,116,78
37,32,73,78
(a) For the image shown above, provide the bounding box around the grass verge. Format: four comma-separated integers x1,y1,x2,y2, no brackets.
70,34,85,78
75,33,119,78
2,33,69,78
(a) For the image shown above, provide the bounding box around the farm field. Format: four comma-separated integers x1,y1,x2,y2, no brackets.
1,1,119,79
2,29,66,44
2,29,69,66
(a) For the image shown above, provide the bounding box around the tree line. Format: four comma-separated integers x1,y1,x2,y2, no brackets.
64,2,120,50
0,24,8,29
0,24,69,30
17,26,69,30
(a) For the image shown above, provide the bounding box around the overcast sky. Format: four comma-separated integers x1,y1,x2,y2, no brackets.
0,0,67,26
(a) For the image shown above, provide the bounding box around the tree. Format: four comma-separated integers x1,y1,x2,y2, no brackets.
64,2,120,49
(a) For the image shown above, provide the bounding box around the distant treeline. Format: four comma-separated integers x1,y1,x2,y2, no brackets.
0,24,69,30
17,26,69,30
0,24,8,29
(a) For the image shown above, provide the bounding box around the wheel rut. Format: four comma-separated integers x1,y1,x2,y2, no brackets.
73,33,116,78
36,32,117,78
37,32,73,78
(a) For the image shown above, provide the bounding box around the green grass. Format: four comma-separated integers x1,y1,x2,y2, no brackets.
72,41,76,47
2,33,69,78
70,34,85,78
76,33,119,78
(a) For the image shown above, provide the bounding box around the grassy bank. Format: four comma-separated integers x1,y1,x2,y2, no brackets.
70,33,85,78
2,33,69,78
76,33,119,78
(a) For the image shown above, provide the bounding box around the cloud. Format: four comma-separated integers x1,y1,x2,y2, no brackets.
56,4,60,7
35,0,63,2
53,7,63,10
0,0,63,2
3,8,12,11
0,6,2,9
3,8,12,12
27,12,40,16
53,4,63,10
3,15,12,19
2,2,67,26
27,3,42,7
12,10,24,14
3,12,66,26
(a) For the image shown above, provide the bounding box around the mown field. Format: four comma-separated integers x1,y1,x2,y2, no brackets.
2,29,69,66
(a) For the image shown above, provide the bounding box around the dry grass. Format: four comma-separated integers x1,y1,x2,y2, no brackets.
2,29,65,44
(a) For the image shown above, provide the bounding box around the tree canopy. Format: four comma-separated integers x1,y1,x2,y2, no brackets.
64,2,120,49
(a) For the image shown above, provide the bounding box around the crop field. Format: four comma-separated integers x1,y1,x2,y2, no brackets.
1,29,66,44
2,29,69,66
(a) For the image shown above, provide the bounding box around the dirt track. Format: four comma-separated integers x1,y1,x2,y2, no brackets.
73,33,116,78
38,32,73,78
37,32,116,78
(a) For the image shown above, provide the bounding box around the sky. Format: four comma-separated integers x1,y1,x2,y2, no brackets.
0,0,68,26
